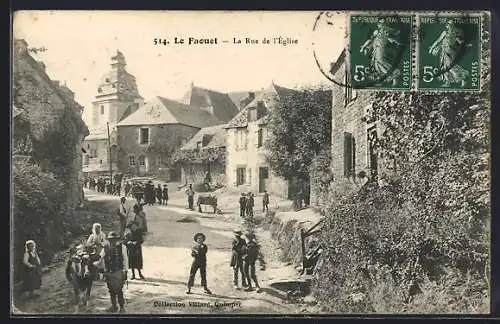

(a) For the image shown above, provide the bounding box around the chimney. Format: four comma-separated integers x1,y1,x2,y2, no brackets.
52,80,60,87
248,92,255,100
37,61,46,71
14,39,29,56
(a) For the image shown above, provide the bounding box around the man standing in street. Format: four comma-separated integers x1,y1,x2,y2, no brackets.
246,192,254,218
262,190,270,213
186,184,195,210
94,231,128,313
239,193,247,218
117,197,128,237
162,184,169,205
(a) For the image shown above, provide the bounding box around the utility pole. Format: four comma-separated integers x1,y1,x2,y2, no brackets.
107,122,113,186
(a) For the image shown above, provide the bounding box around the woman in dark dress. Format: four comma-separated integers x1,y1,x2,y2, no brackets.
125,221,145,280
22,240,42,298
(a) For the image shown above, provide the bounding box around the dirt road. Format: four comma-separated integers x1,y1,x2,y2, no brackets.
13,189,303,315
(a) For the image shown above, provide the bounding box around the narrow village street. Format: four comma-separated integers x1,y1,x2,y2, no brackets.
13,188,304,315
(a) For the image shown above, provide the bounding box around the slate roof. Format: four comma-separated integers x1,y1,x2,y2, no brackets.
330,48,346,75
181,85,239,122
225,83,298,129
227,91,260,110
180,124,227,150
116,96,223,128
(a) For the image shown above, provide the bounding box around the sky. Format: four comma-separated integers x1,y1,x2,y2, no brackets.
13,11,346,125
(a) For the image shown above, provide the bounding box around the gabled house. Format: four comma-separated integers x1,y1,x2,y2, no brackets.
181,83,240,122
13,38,89,206
116,96,223,180
225,83,297,198
174,124,227,185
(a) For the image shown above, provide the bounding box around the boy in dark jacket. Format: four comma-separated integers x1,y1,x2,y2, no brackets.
230,230,247,289
242,232,266,292
186,232,212,295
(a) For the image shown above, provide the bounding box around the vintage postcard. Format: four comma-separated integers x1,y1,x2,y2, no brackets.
11,10,491,315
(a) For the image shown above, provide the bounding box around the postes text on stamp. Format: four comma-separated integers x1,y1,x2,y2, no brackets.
349,13,413,90
417,14,481,91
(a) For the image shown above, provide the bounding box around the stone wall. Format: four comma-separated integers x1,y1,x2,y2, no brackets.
117,123,199,177
13,39,89,209
180,161,226,185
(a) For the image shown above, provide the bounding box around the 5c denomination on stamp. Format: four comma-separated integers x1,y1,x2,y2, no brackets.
417,13,481,91
349,13,413,90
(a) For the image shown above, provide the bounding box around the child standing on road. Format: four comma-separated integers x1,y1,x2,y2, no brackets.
242,232,266,292
186,232,212,295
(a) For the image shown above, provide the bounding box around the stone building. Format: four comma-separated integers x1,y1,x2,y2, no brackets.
225,83,295,198
310,48,380,207
82,50,144,178
175,124,227,185
116,96,223,180
13,39,89,205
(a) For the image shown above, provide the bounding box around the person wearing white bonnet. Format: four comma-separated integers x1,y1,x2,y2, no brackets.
87,223,107,255
22,240,42,298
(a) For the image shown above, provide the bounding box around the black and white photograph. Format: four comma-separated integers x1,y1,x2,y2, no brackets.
10,10,491,315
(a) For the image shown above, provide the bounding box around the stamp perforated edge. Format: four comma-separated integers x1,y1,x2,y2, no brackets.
414,11,487,93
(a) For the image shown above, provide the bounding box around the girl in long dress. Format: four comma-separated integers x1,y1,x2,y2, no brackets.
125,221,145,280
22,240,42,298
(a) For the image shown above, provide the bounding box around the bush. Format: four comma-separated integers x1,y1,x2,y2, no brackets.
13,158,67,281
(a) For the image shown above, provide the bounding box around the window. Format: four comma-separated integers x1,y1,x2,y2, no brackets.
112,83,116,88
83,155,89,165
138,156,146,166
87,143,90,149
248,168,252,185
236,167,246,185
257,128,264,147
344,132,356,177
105,78,110,83
129,155,135,166
98,88,102,93
157,155,164,165
196,141,202,150
367,127,379,181
100,105,104,115
90,149,97,158
99,159,103,164
139,128,150,145
236,129,247,150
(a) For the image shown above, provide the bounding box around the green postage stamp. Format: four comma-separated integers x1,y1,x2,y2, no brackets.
348,12,483,91
417,14,482,91
349,14,413,90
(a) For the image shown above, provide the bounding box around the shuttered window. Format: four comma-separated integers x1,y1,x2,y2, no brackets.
344,132,355,177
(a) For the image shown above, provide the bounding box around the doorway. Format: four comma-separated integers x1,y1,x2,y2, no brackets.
259,167,269,193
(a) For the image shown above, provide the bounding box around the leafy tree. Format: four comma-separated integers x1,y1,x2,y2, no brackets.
265,87,332,182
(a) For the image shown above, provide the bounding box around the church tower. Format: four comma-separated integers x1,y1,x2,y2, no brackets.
91,50,144,132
